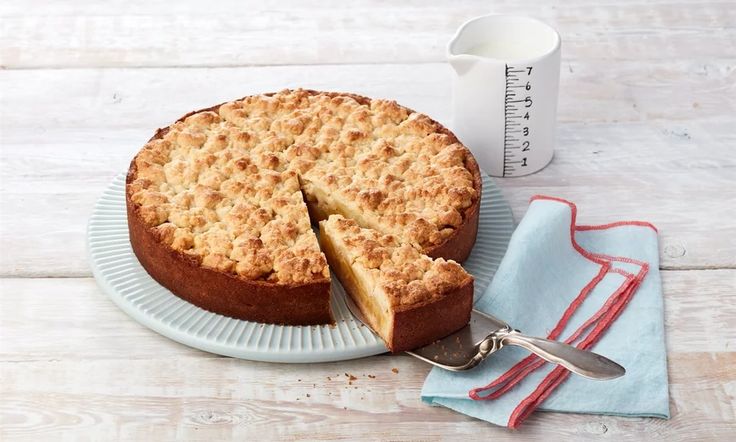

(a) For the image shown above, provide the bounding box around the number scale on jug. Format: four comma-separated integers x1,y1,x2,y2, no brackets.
503,65,533,177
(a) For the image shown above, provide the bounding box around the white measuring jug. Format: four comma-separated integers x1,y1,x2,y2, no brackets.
448,15,561,177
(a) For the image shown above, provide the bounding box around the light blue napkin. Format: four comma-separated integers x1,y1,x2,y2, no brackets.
421,196,669,427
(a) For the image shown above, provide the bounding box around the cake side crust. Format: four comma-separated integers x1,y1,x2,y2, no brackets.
126,161,333,326
390,279,474,352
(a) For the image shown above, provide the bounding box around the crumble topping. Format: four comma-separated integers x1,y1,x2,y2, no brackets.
321,215,472,307
128,89,478,283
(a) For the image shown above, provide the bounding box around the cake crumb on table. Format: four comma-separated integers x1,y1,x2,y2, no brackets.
392,368,399,374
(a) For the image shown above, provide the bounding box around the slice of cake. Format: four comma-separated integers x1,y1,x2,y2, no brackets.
319,215,474,352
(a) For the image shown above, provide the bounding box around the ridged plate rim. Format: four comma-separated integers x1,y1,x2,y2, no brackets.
87,171,513,363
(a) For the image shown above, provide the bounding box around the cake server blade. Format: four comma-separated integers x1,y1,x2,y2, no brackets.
343,294,624,380
407,310,625,379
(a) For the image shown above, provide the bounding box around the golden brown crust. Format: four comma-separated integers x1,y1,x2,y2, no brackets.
126,89,481,326
294,90,481,262
321,215,472,307
319,215,474,352
127,161,333,325
424,153,481,262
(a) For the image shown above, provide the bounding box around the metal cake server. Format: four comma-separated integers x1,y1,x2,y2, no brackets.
344,296,625,380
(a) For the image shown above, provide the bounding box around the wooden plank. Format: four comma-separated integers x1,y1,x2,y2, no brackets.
1,270,734,360
1,1,734,68
1,0,726,15
0,353,733,441
1,65,734,275
4,268,736,439
2,61,735,129
0,273,734,440
2,137,733,276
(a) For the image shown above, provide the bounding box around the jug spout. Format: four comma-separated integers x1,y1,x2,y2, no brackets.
448,54,479,77
447,23,481,76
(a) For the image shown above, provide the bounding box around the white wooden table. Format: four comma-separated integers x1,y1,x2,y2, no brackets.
1,1,734,440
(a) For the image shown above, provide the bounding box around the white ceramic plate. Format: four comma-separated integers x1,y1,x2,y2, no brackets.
88,172,514,362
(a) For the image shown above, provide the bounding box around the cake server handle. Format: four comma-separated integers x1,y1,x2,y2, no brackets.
495,330,625,380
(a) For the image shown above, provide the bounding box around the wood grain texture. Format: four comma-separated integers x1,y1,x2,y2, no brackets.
1,65,734,276
1,272,734,361
1,354,734,441
1,0,735,439
1,1,734,68
1,273,734,440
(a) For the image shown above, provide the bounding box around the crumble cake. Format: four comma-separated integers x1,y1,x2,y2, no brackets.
319,215,473,352
126,89,481,328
